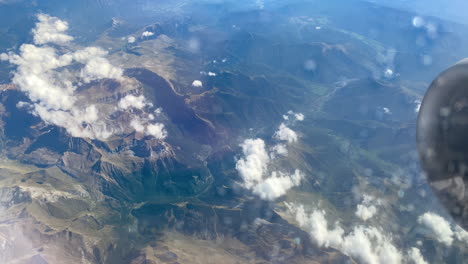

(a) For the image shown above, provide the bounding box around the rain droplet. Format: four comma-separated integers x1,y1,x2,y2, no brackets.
304,59,317,71
412,16,425,28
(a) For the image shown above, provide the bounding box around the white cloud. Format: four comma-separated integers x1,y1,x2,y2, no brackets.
142,31,154,37
385,68,394,78
235,114,306,200
80,57,123,83
355,195,380,221
235,139,303,200
1,14,165,140
356,204,377,221
130,117,167,140
236,139,269,189
72,46,107,62
32,14,74,45
154,107,163,115
5,44,75,109
200,71,217,77
146,123,167,139
293,205,344,248
0,53,8,61
271,144,288,157
283,111,304,121
341,226,402,264
192,80,203,87
16,101,31,109
33,104,113,139
274,123,298,143
417,212,454,246
294,113,305,121
407,247,428,264
127,36,136,43
118,95,149,110
130,119,145,133
289,204,403,264
253,170,303,200
417,212,468,247
454,225,468,243
414,100,421,113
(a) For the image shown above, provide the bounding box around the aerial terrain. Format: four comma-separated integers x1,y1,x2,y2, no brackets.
0,0,467,263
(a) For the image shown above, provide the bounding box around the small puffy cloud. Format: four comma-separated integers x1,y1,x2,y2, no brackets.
294,113,305,121
32,14,74,45
355,195,380,221
384,68,394,78
130,119,145,133
118,95,149,110
356,204,377,221
274,123,298,143
418,212,454,246
407,247,428,264
236,139,269,189
130,117,166,140
199,71,216,77
72,46,108,62
293,205,344,248
283,111,304,121
141,31,154,37
154,107,163,115
0,53,8,61
146,123,167,139
253,170,303,200
271,144,288,157
127,36,136,43
16,101,31,109
236,139,303,200
192,80,203,87
80,57,123,83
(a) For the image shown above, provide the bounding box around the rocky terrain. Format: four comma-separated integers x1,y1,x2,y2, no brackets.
0,0,467,263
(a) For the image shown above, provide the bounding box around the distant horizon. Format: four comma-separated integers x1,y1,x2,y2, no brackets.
366,0,468,25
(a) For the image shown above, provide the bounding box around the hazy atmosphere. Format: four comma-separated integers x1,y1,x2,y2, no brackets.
0,0,467,263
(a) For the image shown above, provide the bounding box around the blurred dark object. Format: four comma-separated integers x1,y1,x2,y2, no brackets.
417,59,468,231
